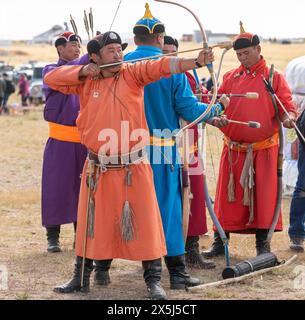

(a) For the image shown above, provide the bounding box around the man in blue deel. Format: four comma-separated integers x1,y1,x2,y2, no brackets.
125,3,228,290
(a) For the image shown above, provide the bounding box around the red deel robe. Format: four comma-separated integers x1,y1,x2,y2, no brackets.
185,71,209,236
214,58,296,233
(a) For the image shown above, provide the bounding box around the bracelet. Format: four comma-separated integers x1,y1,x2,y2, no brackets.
195,59,203,68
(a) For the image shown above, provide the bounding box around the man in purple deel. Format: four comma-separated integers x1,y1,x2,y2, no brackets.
41,32,89,252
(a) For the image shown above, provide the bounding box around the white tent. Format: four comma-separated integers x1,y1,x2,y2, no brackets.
284,56,305,195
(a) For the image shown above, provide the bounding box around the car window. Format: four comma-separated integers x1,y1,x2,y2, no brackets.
33,67,43,80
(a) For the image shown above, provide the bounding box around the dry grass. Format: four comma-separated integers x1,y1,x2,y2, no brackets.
0,43,305,300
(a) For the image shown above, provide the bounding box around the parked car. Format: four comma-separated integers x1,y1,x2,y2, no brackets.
29,62,50,105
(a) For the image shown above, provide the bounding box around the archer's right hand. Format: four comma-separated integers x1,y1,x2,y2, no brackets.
79,63,101,78
212,115,229,128
219,94,230,109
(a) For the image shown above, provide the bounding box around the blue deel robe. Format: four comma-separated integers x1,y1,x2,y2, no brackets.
125,46,223,256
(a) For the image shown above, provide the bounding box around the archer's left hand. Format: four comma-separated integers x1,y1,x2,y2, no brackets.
282,113,296,129
197,48,214,66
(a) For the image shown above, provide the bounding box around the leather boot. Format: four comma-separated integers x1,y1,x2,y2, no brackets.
201,232,228,258
289,237,304,253
142,259,167,300
94,259,112,286
185,236,216,269
164,255,201,290
256,229,271,256
53,256,93,293
46,226,61,253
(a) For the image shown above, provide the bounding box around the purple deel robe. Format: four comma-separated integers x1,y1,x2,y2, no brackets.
41,55,89,227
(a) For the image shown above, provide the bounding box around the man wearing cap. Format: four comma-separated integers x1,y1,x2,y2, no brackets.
41,32,89,253
0,75,6,112
124,4,228,289
0,73,15,115
163,35,215,270
202,23,296,257
44,30,226,299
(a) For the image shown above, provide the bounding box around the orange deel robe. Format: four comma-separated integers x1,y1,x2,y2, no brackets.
214,58,296,233
44,58,178,260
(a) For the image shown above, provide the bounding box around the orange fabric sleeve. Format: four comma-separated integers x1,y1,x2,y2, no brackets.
43,65,84,95
125,57,175,87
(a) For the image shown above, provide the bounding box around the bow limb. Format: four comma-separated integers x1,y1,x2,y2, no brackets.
154,0,218,135
216,48,230,83
215,42,233,83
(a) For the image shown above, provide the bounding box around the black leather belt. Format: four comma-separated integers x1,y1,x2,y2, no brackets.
88,147,147,167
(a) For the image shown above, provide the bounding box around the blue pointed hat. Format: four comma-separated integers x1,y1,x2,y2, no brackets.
133,3,165,35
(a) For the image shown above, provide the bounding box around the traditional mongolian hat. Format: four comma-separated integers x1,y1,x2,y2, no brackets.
233,21,260,50
164,35,179,49
133,3,165,35
54,32,82,47
87,31,128,55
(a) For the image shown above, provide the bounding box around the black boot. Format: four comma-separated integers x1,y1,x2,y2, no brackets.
46,226,61,253
53,256,93,293
142,259,167,300
289,237,304,253
256,229,271,256
94,259,112,286
165,255,201,290
185,236,216,269
201,232,228,258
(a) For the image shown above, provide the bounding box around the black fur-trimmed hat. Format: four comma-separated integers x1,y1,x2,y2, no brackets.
87,31,128,55
164,36,179,49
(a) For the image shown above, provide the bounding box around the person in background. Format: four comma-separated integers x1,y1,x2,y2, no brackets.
285,56,305,252
1,73,15,114
41,32,89,253
0,74,6,114
18,74,29,107
163,35,216,270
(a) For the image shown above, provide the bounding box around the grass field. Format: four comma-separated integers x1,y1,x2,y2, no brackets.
0,42,305,300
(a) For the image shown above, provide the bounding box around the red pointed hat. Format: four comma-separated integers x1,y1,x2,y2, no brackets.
233,22,260,50
55,32,82,47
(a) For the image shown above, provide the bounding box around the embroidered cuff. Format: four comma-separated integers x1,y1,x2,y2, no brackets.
169,57,181,74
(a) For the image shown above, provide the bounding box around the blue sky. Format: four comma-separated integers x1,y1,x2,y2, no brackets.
0,0,303,40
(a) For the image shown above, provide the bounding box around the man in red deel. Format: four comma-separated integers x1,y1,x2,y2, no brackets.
203,23,297,257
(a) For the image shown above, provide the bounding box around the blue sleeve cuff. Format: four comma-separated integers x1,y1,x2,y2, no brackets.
216,102,225,115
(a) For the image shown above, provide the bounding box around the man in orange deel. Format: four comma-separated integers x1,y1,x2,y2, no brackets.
44,31,227,300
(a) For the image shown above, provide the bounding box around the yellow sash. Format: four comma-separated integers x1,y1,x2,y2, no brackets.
149,136,175,147
48,122,81,143
224,133,279,152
